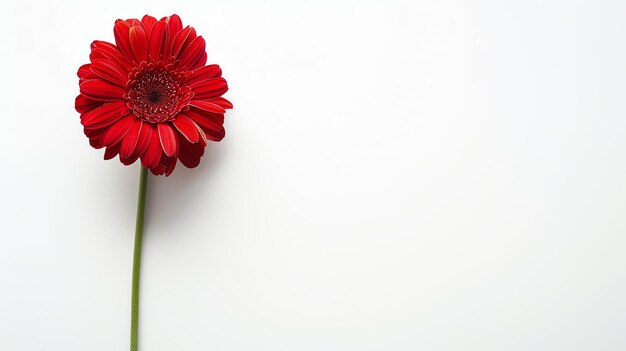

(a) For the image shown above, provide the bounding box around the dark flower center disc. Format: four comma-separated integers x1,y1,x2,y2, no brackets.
127,66,192,123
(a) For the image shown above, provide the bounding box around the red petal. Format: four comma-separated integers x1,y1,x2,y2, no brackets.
189,100,226,113
104,143,121,160
148,20,168,62
120,119,142,158
185,108,225,141
90,137,103,149
80,79,126,101
128,18,142,28
90,59,127,86
150,153,175,176
90,49,133,73
168,14,183,35
132,122,153,159
178,137,204,168
208,97,233,109
196,126,208,143
81,100,128,128
113,20,134,61
199,125,225,142
77,64,92,78
190,78,228,100
161,156,178,177
172,114,200,143
157,123,178,157
80,73,98,83
75,95,102,114
141,15,157,33
179,36,206,69
161,15,183,59
91,40,133,70
187,64,222,85
87,127,105,149
84,127,102,138
171,27,194,59
141,126,162,169
164,155,177,176
100,114,136,147
185,107,224,129
129,26,148,63
151,162,166,175
189,51,207,70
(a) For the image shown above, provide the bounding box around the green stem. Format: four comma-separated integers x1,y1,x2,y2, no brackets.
131,167,149,351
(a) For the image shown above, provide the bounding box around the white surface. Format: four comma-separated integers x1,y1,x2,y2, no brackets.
1,1,626,350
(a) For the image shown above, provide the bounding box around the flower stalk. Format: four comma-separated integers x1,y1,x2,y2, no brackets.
131,166,149,351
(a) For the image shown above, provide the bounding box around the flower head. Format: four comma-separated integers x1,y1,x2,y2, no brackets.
76,15,232,176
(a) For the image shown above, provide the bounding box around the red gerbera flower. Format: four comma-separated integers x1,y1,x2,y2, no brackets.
76,14,232,176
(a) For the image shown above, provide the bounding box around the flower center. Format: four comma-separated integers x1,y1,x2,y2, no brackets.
147,91,160,103
127,64,192,123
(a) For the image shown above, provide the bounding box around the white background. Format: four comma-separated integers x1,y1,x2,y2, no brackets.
1,0,625,350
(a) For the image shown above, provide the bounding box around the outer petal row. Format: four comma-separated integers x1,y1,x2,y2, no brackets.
112,15,191,64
